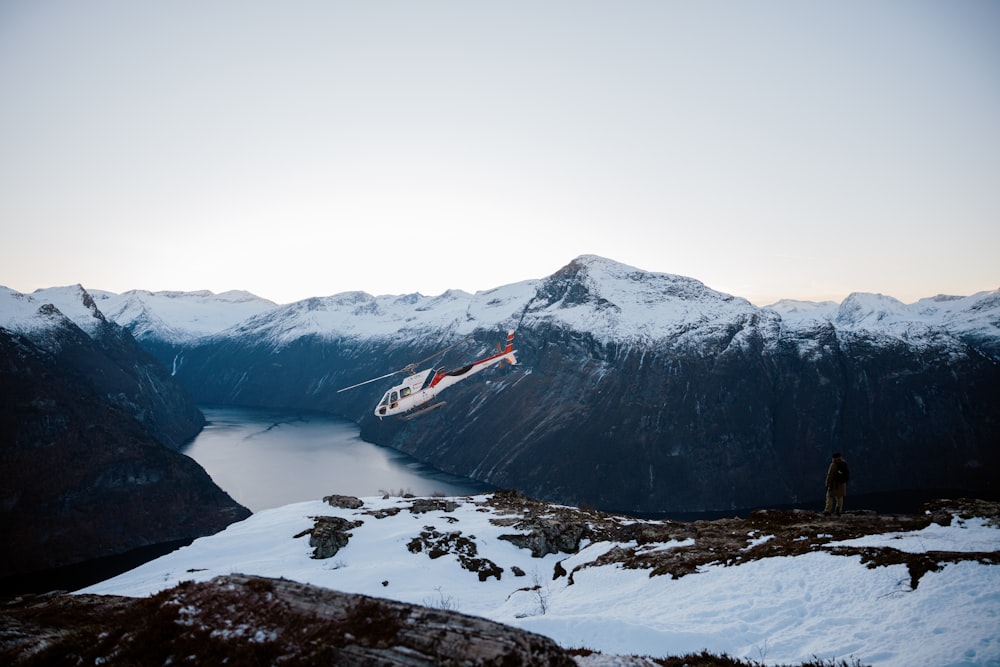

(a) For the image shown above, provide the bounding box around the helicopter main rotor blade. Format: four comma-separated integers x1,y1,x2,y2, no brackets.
336,370,404,393
410,335,473,367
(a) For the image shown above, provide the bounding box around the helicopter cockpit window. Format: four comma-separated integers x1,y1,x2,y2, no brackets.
390,391,398,404
378,394,389,407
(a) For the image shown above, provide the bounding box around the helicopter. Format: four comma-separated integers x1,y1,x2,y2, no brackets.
337,330,517,419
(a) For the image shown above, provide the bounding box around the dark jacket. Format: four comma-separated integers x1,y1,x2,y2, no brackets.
825,458,848,496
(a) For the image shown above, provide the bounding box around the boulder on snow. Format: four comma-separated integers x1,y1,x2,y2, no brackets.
299,516,364,559
323,494,364,509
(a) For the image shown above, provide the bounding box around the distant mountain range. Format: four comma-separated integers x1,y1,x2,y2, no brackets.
4,255,999,516
72,254,998,356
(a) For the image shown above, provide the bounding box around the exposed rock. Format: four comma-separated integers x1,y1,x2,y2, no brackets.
364,506,403,519
298,516,364,559
498,520,588,558
480,493,1000,591
0,575,578,666
408,498,461,514
323,494,364,509
489,489,692,558
407,526,504,581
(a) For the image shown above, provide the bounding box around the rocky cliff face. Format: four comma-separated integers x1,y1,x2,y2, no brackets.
0,288,250,584
73,257,1000,514
0,328,250,582
2,285,205,449
367,319,998,513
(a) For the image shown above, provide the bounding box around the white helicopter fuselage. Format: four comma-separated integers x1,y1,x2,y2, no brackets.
375,343,516,418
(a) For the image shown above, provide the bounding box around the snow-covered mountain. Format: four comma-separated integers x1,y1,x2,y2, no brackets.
1,284,105,338
79,492,1000,667
88,288,277,344
0,284,204,450
118,255,996,513
0,286,248,582
67,255,1000,356
6,256,998,513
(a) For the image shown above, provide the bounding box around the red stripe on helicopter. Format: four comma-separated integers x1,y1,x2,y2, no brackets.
427,332,515,388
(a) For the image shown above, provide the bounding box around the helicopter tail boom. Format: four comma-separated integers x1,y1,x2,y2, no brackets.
427,330,516,391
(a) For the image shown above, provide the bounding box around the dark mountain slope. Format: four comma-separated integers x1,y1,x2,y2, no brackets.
3,286,204,449
364,321,999,513
0,328,250,584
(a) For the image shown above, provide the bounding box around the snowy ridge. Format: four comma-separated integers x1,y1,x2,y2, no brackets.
90,288,277,343
0,285,99,356
80,493,1000,667
769,288,1000,356
30,284,110,335
218,281,538,346
5,257,999,352
766,299,840,325
0,286,65,334
201,255,767,348
771,289,1000,334
0,284,109,339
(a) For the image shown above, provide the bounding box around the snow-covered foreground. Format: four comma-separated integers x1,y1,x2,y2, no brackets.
80,494,1000,666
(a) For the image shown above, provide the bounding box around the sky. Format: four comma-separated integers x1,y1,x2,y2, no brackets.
2,1,998,306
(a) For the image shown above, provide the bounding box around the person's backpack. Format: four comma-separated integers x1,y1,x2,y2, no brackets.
835,460,850,484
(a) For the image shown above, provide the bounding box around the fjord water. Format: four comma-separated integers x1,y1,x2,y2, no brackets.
183,407,492,512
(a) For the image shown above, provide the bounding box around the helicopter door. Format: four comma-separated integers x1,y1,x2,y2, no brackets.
389,390,399,409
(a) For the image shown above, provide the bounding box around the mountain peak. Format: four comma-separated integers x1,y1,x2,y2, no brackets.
835,292,910,328
509,256,762,346
25,285,109,335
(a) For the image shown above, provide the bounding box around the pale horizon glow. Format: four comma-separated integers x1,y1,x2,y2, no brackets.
2,2,998,306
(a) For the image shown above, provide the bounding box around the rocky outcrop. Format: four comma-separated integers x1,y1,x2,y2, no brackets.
323,494,365,509
298,516,364,559
484,494,1000,591
0,575,578,666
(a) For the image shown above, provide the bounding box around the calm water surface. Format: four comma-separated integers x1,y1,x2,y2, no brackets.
182,407,492,512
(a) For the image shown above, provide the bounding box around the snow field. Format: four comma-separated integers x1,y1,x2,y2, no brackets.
79,495,1000,666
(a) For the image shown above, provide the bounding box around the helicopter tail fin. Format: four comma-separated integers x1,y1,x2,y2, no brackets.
497,330,517,366
503,330,515,354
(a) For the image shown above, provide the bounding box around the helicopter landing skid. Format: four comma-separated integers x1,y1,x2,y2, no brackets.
401,401,447,421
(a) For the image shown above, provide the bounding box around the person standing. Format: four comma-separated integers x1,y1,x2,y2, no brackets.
824,452,849,516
